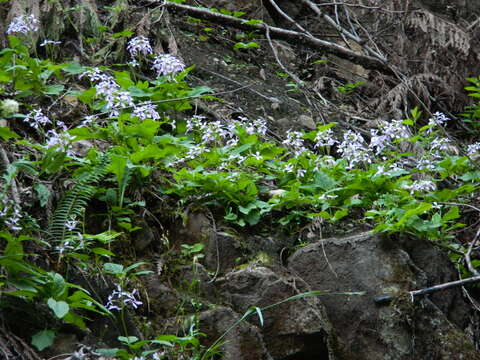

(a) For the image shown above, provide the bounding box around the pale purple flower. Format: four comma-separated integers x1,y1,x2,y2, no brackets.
430,137,452,155
80,68,111,83
44,129,75,154
297,168,306,177
6,14,39,35
133,101,160,120
23,109,51,130
127,36,153,57
106,285,143,311
152,54,185,76
467,142,480,159
284,163,294,173
3,204,22,232
337,130,371,169
78,115,97,128
65,218,78,232
314,128,337,148
283,130,307,155
403,180,436,194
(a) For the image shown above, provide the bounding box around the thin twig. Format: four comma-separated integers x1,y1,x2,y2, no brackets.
264,23,303,86
465,226,480,277
160,1,392,74
374,275,480,305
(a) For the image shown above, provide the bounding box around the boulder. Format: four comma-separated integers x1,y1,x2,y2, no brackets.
288,232,480,359
199,306,273,360
218,266,338,359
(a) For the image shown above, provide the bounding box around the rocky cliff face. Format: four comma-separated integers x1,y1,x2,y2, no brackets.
2,1,480,359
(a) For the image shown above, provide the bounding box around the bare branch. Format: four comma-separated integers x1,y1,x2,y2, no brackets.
160,1,393,74
374,275,480,305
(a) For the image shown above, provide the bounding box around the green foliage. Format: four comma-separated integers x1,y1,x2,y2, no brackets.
47,155,109,242
2,18,480,359
337,80,365,94
460,76,480,128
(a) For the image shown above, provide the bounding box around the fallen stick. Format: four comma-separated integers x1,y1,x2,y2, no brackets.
374,275,480,305
160,1,394,75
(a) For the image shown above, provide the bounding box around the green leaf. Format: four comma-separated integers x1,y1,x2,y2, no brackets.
44,84,64,95
233,41,260,50
103,262,124,275
118,336,138,344
47,298,70,318
34,183,51,207
32,330,55,351
91,247,115,257
0,126,19,140
443,206,460,222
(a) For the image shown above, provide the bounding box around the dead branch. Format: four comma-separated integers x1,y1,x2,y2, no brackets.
374,275,480,305
160,1,393,75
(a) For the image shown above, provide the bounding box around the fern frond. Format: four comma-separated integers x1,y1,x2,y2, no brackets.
47,155,109,243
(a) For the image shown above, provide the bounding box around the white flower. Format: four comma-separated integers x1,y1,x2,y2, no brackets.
106,285,143,311
133,101,160,120
284,163,294,173
0,99,20,116
403,180,436,194
252,152,263,161
283,130,307,155
314,128,337,148
6,14,39,35
127,36,153,57
152,54,185,76
297,168,306,177
40,40,61,46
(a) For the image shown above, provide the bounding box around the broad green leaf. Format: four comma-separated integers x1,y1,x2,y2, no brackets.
103,262,124,275
31,330,55,351
0,126,19,140
47,298,69,318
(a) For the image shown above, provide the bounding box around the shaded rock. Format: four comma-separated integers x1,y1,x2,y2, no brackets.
199,306,273,360
143,273,180,316
288,232,479,360
218,266,337,359
204,231,244,273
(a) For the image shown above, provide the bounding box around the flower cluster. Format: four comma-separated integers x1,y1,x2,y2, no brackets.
337,130,371,169
6,14,39,35
44,129,75,155
127,36,153,58
428,112,450,130
106,285,143,311
0,99,20,116
80,68,134,117
403,180,436,194
152,54,185,76
133,101,160,121
23,109,51,130
314,128,337,148
467,142,480,159
0,200,22,232
283,130,307,155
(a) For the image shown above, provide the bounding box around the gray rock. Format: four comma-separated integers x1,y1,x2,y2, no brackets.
199,306,273,360
288,232,480,360
218,266,337,359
